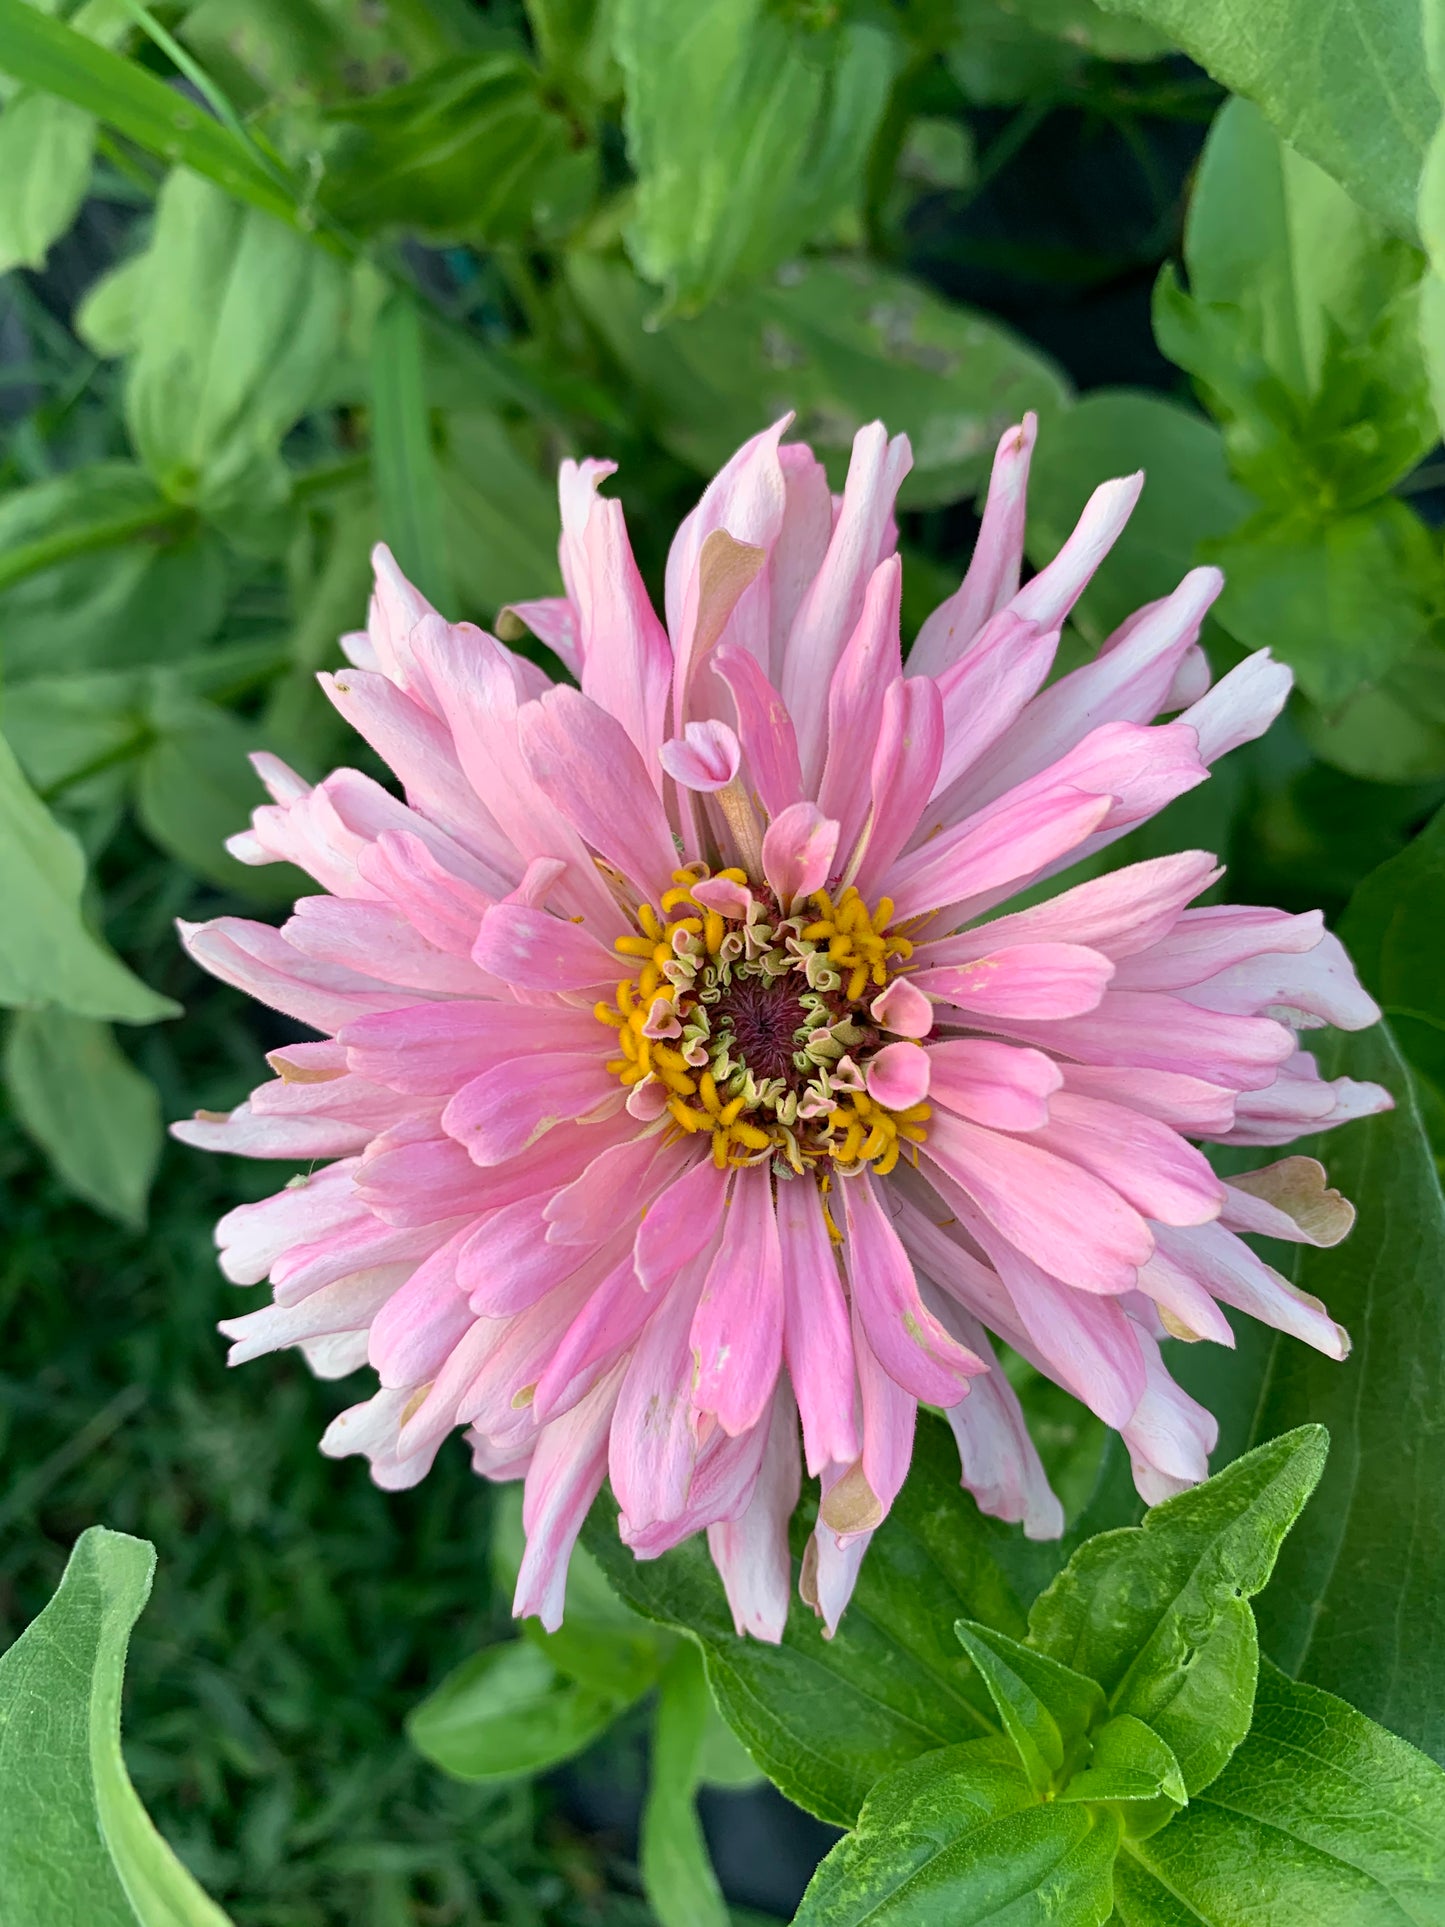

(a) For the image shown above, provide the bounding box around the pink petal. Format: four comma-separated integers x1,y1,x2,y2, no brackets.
782,423,912,788
1135,1248,1236,1346
842,1172,985,1405
472,901,621,993
690,1163,785,1436
179,917,419,1032
342,1001,600,1096
635,1158,732,1291
1155,1221,1350,1358
1060,1063,1238,1135
712,644,805,815
991,990,1296,1093
707,1380,802,1643
915,942,1114,1020
778,1175,859,1476
929,613,1059,802
562,472,672,775
518,686,678,904
1178,648,1291,762
1181,931,1382,1032
883,788,1112,927
284,897,493,997
1029,1091,1225,1227
817,556,904,859
1009,473,1142,630
1111,904,1325,990
761,802,840,910
666,418,789,694
610,1251,712,1534
531,1255,657,1422
442,1053,620,1166
870,978,934,1039
854,675,946,894
659,719,741,791
925,1111,1154,1295
1121,1326,1218,1504
218,1265,406,1368
910,415,1038,677
864,1040,931,1110
215,1162,362,1284
544,1133,692,1246
368,1226,474,1386
497,596,581,674
514,1367,623,1631
925,1039,1063,1131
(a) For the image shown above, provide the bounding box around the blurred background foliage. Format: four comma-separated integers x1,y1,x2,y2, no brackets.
2,0,1445,1920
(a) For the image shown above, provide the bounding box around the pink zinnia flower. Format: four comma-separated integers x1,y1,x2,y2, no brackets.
176,414,1389,1640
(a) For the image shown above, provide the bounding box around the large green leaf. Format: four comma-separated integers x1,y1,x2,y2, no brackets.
0,1526,234,1926
1029,1428,1327,1796
567,252,1068,509
1339,804,1445,1135
0,732,176,1025
584,1414,1032,1827
3,1010,162,1229
614,0,896,311
795,1737,1121,1927
0,87,92,274
1095,0,1437,241
1244,1022,1445,1766
1114,1662,1445,1924
1023,389,1248,644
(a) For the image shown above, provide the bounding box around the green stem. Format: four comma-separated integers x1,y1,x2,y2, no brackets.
0,500,191,594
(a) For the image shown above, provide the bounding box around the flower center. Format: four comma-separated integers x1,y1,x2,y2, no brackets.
596,865,930,1177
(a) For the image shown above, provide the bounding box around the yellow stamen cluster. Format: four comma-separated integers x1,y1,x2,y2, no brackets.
824,1089,931,1179
801,886,914,1002
596,867,930,1179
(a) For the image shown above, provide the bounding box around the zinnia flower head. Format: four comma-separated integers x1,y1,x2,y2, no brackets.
177,412,1390,1640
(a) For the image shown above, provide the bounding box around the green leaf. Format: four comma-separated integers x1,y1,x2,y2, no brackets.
1297,642,1445,784
3,1010,162,1228
1055,1716,1186,1834
0,1525,234,1925
1159,99,1435,512
795,1737,1121,1927
1023,389,1249,644
614,0,896,311
584,1414,1033,1827
954,1619,1105,1796
1114,1662,1445,1924
0,0,302,230
1242,1023,1445,1765
437,409,566,616
133,690,300,902
640,1644,729,1927
1029,1427,1327,1796
0,731,176,1025
567,252,1068,509
121,172,349,523
369,296,454,613
0,466,225,679
321,50,590,243
1339,804,1445,1137
406,1638,628,1784
0,88,92,273
1208,500,1439,710
1094,0,1437,241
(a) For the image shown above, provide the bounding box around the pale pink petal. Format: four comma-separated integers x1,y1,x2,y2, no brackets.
218,1265,406,1367
1177,648,1291,762
544,1134,693,1246
1008,473,1142,630
285,897,494,997
342,1001,600,1096
864,1040,931,1110
635,1158,732,1291
841,1172,985,1406
778,1174,859,1476
914,941,1114,1020
1134,1248,1237,1346
472,901,621,993
854,676,946,894
515,1366,624,1631
179,917,419,1031
497,596,581,674
910,414,1037,677
1027,1091,1225,1228
782,423,912,787
563,472,672,773
320,1384,444,1491
991,990,1296,1093
761,802,840,910
215,1162,362,1284
925,1039,1062,1132
442,1054,620,1166
1181,931,1383,1032
817,556,904,857
1154,1222,1349,1359
928,613,1059,801
871,977,934,1039
610,1250,712,1534
925,1111,1154,1295
883,787,1112,926
690,1163,785,1436
1121,1326,1218,1504
659,719,741,791
368,1226,474,1386
712,644,805,815
708,1380,802,1643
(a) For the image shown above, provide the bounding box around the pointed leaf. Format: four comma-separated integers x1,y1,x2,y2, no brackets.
406,1639,627,1782
1057,1716,1186,1838
0,1526,234,1925
1029,1427,1327,1794
640,1644,729,1927
955,1619,1105,1796
796,1738,1121,1927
